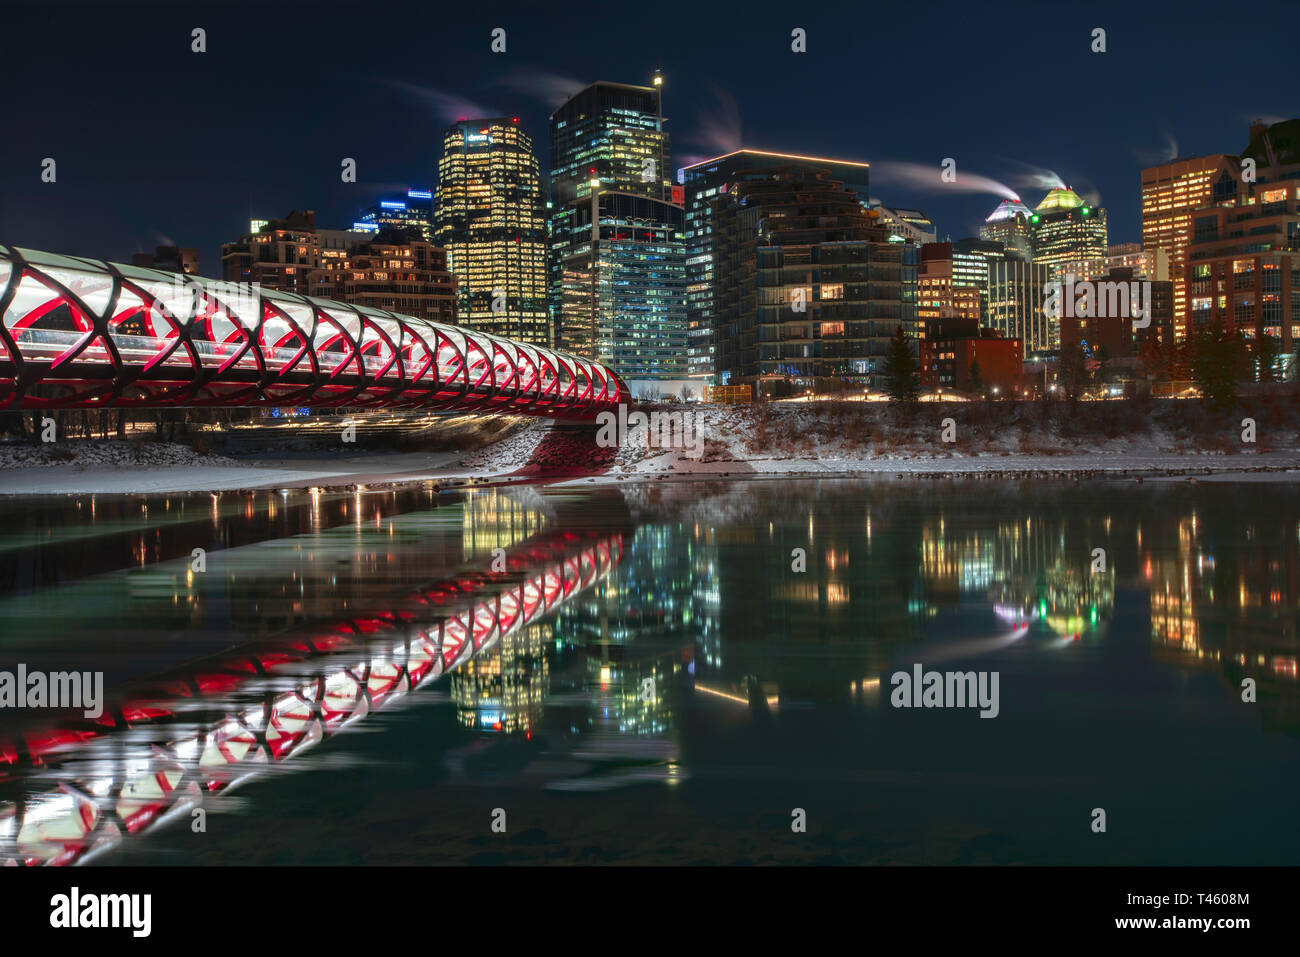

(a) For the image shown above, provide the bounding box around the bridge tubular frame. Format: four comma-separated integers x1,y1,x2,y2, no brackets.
0,246,629,419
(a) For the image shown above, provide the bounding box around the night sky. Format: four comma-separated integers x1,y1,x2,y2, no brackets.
1,0,1296,274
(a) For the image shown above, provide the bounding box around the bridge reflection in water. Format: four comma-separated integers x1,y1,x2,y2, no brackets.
0,246,628,418
0,527,623,866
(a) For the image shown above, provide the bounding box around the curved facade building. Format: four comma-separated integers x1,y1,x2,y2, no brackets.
0,246,628,418
979,198,1034,261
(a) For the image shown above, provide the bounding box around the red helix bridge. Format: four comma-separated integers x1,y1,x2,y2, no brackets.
0,246,629,419
0,527,624,866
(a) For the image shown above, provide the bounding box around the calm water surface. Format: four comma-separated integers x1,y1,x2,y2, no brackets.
0,478,1296,865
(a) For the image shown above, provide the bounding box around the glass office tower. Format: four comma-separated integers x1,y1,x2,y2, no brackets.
549,76,688,382
436,118,549,345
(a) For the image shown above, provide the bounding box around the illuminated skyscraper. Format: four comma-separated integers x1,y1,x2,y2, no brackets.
1029,188,1108,275
979,198,1033,260
435,118,549,345
549,76,688,383
555,192,688,379
1141,154,1233,341
987,252,1054,352
550,78,671,210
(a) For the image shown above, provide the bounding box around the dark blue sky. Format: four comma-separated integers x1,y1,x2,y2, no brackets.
1,0,1296,273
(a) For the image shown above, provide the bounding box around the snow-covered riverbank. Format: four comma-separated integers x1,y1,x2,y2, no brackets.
1,422,1297,495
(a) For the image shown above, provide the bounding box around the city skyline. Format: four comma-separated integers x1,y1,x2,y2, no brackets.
3,1,1296,275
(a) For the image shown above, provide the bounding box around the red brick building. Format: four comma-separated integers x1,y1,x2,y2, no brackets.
919,318,1022,394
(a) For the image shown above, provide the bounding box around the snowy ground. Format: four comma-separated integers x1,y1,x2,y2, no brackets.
0,441,466,495
1,402,1297,494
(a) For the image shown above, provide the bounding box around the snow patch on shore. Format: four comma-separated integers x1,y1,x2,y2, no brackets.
0,440,238,471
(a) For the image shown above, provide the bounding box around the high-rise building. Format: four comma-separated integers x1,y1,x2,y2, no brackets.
987,252,1054,352
980,199,1034,260
354,188,434,243
682,149,874,382
1029,187,1108,275
555,192,688,380
436,118,549,345
1185,119,1300,373
709,165,916,393
1141,153,1234,341
550,78,671,211
549,76,687,383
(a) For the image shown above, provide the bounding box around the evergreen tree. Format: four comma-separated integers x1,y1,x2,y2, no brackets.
1191,318,1247,411
882,326,920,404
